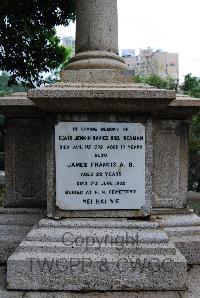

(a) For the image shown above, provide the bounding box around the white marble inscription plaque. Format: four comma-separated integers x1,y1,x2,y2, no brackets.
55,122,145,210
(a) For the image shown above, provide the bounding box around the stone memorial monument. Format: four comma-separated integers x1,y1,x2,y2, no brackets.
2,0,200,293
0,93,45,263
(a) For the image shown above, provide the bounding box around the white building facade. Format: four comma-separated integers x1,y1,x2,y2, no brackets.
61,36,75,56
123,48,179,80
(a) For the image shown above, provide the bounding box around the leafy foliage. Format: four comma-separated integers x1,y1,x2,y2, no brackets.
181,73,200,98
135,73,200,192
181,74,200,191
0,0,75,87
134,74,177,90
0,72,28,95
0,116,4,171
189,113,200,191
45,47,72,84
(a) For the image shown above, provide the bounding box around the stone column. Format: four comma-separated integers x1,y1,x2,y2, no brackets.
63,0,126,72
76,0,118,54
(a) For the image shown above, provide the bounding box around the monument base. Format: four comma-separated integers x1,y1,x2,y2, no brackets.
0,208,44,264
7,218,187,291
3,265,200,297
152,209,200,264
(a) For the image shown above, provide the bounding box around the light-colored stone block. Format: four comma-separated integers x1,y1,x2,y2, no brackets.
153,120,188,208
6,266,200,298
157,94,200,119
152,210,200,264
3,265,200,297
7,218,187,291
29,82,175,114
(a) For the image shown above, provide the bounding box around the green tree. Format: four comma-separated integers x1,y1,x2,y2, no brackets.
134,74,176,90
181,74,200,191
189,113,200,192
181,73,200,98
0,115,4,171
0,72,28,95
0,0,75,87
45,47,72,84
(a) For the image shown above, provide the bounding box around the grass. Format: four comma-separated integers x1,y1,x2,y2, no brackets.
188,202,200,215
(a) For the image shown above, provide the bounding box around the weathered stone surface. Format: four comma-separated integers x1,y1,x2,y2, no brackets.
66,51,127,71
61,69,134,83
4,265,200,297
157,94,200,119
4,118,47,208
3,265,200,297
62,0,126,71
0,92,47,208
152,211,200,265
2,92,199,120
152,94,200,266
28,83,175,113
7,218,187,291
76,0,118,55
152,207,194,216
0,208,44,264
0,92,46,118
153,120,188,208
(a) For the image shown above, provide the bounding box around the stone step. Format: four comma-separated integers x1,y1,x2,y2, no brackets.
157,213,200,227
3,265,200,297
171,235,200,243
39,218,159,229
7,249,187,291
26,226,168,244
7,219,187,291
18,241,177,255
172,235,200,265
165,225,200,237
153,212,200,264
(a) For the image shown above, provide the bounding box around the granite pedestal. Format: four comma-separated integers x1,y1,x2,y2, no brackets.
0,93,46,264
152,96,200,264
5,0,200,293
0,92,47,208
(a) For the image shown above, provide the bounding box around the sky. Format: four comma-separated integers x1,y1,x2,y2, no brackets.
56,0,200,82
